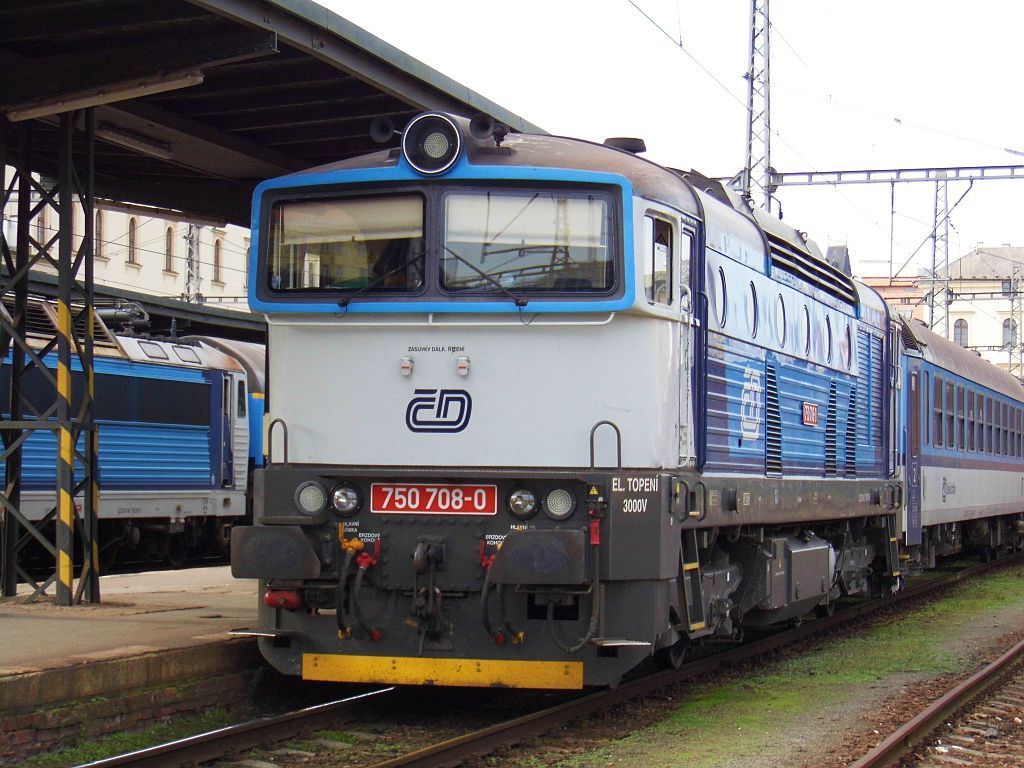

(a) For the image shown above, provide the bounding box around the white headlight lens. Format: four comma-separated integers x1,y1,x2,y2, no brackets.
423,131,450,159
543,488,575,520
508,489,537,518
295,481,327,515
332,486,360,515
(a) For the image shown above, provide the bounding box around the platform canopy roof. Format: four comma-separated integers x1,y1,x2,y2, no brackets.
1,0,545,227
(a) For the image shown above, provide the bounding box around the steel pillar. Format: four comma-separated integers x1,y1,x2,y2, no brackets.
0,112,99,604
741,0,772,212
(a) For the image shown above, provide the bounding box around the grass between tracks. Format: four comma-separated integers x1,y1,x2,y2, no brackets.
530,564,1024,768
19,707,243,768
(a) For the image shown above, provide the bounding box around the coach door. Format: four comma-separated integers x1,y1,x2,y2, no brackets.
906,364,922,545
220,375,235,487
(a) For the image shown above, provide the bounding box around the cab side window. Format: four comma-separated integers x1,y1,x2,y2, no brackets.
643,215,672,306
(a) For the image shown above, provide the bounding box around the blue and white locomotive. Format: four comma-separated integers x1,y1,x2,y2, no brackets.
3,301,265,567
232,112,1024,688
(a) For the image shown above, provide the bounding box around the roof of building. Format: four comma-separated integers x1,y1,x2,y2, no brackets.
2,0,544,227
939,246,1024,280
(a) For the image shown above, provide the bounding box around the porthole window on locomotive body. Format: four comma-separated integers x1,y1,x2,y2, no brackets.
842,324,852,369
825,316,833,363
802,306,811,355
746,282,758,337
774,293,786,347
717,267,728,327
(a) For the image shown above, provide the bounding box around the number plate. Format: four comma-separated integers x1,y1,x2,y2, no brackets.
370,483,498,515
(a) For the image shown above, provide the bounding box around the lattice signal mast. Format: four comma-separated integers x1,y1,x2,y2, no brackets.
741,0,773,212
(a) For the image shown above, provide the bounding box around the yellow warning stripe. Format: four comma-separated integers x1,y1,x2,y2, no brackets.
251,392,265,399
303,654,584,689
682,562,700,572
688,622,706,631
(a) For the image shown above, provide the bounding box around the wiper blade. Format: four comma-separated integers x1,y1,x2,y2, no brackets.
442,246,529,307
337,246,424,308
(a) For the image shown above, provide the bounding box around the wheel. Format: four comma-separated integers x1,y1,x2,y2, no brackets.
814,601,835,618
165,533,191,569
655,639,687,670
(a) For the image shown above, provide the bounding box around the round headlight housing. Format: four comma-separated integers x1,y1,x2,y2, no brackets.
331,486,361,516
294,481,327,515
508,488,538,519
402,113,462,175
543,488,576,521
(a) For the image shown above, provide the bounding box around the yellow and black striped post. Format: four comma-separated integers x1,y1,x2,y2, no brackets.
55,113,75,606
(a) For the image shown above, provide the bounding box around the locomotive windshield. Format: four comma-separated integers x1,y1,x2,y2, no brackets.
267,194,424,292
442,190,613,293
259,186,620,303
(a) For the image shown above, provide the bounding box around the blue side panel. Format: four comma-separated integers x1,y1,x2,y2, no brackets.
4,422,212,491
777,361,828,474
704,334,765,474
856,330,885,475
249,395,264,467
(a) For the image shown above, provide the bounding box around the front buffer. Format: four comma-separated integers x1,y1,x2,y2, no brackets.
231,467,687,688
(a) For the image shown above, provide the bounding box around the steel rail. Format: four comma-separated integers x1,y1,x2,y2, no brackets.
73,687,395,768
368,555,1023,768
847,637,1024,768
75,554,1021,768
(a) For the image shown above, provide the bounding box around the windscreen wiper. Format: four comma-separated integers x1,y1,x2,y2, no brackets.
442,246,529,307
337,247,424,309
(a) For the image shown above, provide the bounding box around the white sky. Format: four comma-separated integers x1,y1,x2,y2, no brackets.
322,0,1024,279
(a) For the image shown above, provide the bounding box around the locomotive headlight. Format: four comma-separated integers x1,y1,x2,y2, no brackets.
294,481,327,515
402,113,462,175
508,488,538,519
543,488,576,520
331,486,361,516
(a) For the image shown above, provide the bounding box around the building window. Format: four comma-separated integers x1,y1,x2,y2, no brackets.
953,319,968,347
127,217,138,264
213,239,222,283
1002,280,1014,296
35,206,47,247
164,227,175,272
95,210,105,259
1003,319,1018,349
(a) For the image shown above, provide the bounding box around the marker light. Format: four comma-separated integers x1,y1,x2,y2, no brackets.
402,113,462,175
294,481,327,515
508,489,538,519
331,486,361,516
543,488,576,520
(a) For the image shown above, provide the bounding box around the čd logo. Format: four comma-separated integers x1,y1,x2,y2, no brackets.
406,389,472,433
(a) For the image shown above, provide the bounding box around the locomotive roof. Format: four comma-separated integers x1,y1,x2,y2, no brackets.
285,117,843,290
901,317,1024,401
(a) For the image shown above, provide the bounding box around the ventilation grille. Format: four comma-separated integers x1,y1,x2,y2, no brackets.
825,381,838,477
768,233,857,306
766,364,782,476
846,386,858,478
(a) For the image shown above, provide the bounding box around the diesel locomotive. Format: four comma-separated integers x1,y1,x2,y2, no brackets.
231,112,1024,688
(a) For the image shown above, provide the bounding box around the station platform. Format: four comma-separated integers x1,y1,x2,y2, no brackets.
0,566,260,712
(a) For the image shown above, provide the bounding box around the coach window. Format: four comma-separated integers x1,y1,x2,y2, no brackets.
977,394,984,452
967,391,976,451
985,397,992,453
1004,403,1010,454
643,215,672,306
956,386,965,450
923,372,930,445
933,376,943,447
945,381,954,448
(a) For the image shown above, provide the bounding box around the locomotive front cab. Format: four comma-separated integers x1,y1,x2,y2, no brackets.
232,113,703,688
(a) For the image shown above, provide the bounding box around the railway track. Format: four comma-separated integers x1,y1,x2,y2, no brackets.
73,555,1021,768
849,637,1024,768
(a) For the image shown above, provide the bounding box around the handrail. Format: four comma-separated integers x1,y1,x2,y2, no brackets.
589,420,622,469
267,418,289,464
